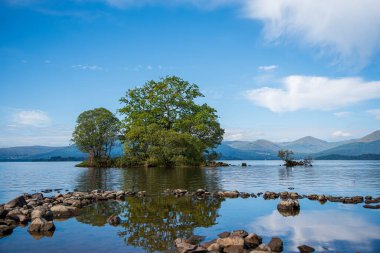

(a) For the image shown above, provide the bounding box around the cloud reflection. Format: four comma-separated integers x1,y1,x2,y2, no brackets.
251,209,380,252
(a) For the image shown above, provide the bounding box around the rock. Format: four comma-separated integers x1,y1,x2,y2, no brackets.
31,193,44,200
250,243,271,252
5,196,27,208
297,244,315,253
277,199,300,212
240,192,250,198
231,230,248,238
107,214,121,225
307,194,319,200
263,191,279,200
27,218,55,232
280,192,288,199
363,204,380,209
174,238,197,253
31,207,53,221
0,206,8,219
268,237,283,252
0,225,13,237
186,235,205,245
51,205,79,218
242,163,247,167
289,192,299,199
244,233,262,249
202,239,217,249
216,236,244,253
223,191,239,198
207,243,220,252
218,231,231,238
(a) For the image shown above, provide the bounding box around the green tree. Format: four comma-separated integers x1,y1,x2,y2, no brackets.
119,76,224,167
72,108,120,160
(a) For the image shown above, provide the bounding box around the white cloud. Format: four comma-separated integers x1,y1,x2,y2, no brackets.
245,75,380,112
367,109,380,120
72,64,103,71
12,110,51,127
332,130,351,138
258,65,278,71
333,111,350,117
244,0,380,68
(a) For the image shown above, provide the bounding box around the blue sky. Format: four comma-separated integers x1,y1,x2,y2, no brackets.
1,0,380,147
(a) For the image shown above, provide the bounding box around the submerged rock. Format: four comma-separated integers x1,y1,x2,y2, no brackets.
27,218,55,233
5,196,27,209
174,238,197,253
107,214,121,226
268,237,283,252
297,244,315,253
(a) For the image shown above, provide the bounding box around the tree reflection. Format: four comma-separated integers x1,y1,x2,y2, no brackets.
76,196,222,252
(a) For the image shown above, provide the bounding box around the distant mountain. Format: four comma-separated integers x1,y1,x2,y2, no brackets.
280,136,341,153
1,130,379,161
0,146,62,160
315,140,380,158
357,130,380,142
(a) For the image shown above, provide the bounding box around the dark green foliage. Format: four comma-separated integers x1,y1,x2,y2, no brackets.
72,108,120,160
119,76,224,167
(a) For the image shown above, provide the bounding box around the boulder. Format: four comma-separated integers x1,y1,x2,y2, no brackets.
186,235,205,245
217,231,231,238
0,206,8,219
250,243,271,252
297,244,315,253
223,191,239,198
107,214,121,226
51,205,79,218
174,238,197,253
263,191,279,200
216,236,244,253
277,199,300,212
268,237,283,252
244,233,262,249
31,207,53,221
0,225,13,237
207,243,220,252
5,196,27,208
27,218,55,232
231,230,248,238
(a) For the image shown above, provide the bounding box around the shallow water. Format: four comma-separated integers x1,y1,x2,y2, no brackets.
0,160,380,252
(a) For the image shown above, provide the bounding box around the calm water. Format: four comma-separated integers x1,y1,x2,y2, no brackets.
0,160,380,252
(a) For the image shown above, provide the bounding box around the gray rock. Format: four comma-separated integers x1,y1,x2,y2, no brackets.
297,244,315,253
174,238,197,253
107,214,121,225
51,205,79,218
5,196,27,208
216,236,245,253
268,237,283,252
27,218,55,232
31,207,53,221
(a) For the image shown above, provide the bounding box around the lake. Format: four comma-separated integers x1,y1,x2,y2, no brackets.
0,160,380,252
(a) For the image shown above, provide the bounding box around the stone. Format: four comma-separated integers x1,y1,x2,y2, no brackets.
51,205,79,218
0,225,13,237
31,193,44,200
0,206,8,219
202,239,217,249
244,233,262,249
297,244,315,253
242,163,247,167
218,231,231,238
250,243,271,252
5,196,27,208
231,230,249,238
174,238,197,253
27,218,55,233
207,243,220,252
268,237,283,252
277,199,300,212
240,192,251,198
31,207,53,221
263,191,279,199
107,214,121,225
223,191,239,198
216,236,245,253
186,235,205,245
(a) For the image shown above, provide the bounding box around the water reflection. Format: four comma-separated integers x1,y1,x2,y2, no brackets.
253,209,380,252
277,208,300,217
75,167,222,195
76,196,223,252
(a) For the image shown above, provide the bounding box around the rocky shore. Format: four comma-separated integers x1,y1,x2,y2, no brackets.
174,229,315,253
0,188,379,239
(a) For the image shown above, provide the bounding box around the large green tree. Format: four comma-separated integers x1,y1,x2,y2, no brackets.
119,76,224,167
72,107,120,159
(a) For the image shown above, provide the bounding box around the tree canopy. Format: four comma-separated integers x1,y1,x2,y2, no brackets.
119,76,224,167
72,107,120,160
